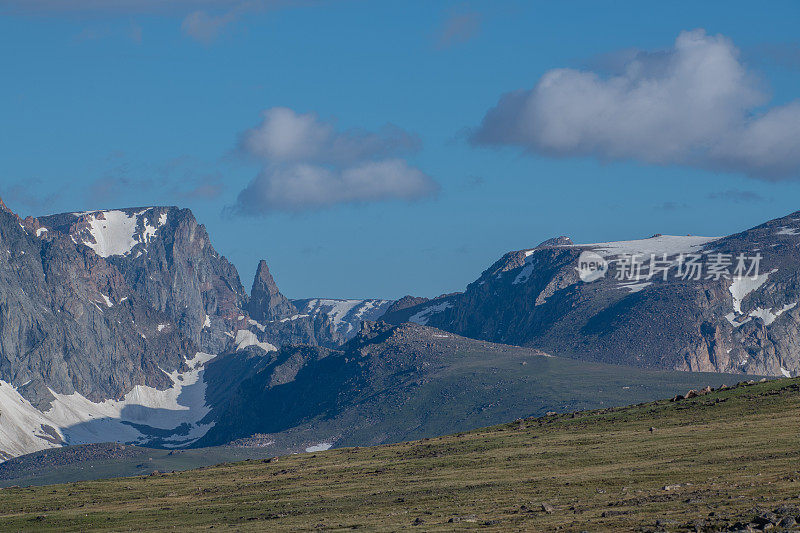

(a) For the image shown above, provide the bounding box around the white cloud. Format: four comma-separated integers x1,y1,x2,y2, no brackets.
234,160,437,212
231,108,437,214
240,107,421,165
472,29,800,181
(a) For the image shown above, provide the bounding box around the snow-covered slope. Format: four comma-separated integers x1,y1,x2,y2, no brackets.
293,298,395,340
512,234,719,288
0,352,216,461
555,234,719,258
44,208,171,258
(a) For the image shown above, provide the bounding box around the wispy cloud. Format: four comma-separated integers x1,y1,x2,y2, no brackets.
435,9,481,49
0,179,64,215
0,0,316,42
86,155,227,206
230,107,438,214
706,189,767,203
472,29,800,181
654,201,689,212
180,9,238,43
0,0,247,15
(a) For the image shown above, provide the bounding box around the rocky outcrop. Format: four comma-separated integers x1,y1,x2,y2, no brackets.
247,260,296,323
291,298,395,342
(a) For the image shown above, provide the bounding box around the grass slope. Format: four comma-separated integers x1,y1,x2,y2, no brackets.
1,378,799,531
0,445,275,488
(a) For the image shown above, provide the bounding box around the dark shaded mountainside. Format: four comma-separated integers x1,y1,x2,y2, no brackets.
385,210,800,378
0,199,792,464
195,321,747,450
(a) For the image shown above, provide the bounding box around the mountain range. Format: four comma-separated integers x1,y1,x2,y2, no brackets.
0,200,792,461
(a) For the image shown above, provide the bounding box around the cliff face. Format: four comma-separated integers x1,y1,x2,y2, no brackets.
0,205,197,407
40,207,247,354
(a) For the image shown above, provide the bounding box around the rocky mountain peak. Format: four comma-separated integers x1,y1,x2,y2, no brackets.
0,197,13,214
537,236,573,248
38,206,247,352
247,260,297,323
384,295,430,314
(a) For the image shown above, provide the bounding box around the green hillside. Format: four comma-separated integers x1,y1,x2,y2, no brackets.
0,445,275,489
1,378,799,531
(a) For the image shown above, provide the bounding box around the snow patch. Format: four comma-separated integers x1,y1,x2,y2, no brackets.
247,319,267,332
781,367,792,378
77,209,168,258
619,281,652,293
101,294,114,307
295,299,393,338
305,442,332,453
725,313,752,328
748,303,796,326
729,269,777,314
234,329,277,353
776,226,800,236
203,315,211,329
36,227,48,237
409,302,453,326
277,314,310,323
157,324,167,332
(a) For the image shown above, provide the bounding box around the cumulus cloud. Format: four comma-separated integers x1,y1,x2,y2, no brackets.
230,107,437,214
239,107,421,165
471,29,800,181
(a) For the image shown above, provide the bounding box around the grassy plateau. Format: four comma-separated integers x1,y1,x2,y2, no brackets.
0,378,799,531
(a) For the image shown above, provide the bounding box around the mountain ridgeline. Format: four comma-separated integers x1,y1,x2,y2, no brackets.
0,200,796,462
385,212,800,378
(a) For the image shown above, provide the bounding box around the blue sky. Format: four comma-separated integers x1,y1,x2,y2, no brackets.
2,0,800,299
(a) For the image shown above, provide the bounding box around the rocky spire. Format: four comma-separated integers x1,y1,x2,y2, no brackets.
247,260,297,323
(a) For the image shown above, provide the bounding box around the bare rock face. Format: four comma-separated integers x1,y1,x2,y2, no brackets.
40,207,247,354
0,203,196,406
247,260,297,323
